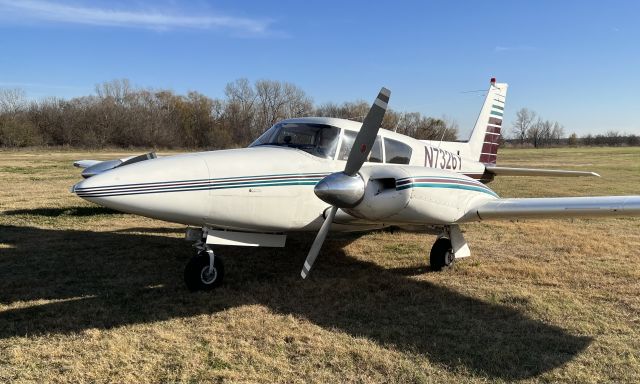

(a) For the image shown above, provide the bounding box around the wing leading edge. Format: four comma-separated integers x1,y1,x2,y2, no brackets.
485,166,600,177
462,196,640,221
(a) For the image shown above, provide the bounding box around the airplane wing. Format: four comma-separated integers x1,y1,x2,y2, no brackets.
485,166,600,177
463,196,640,221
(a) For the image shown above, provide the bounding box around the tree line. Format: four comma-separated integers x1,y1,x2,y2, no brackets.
509,107,639,147
0,79,458,149
510,108,565,147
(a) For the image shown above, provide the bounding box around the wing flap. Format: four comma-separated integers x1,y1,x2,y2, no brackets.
464,196,640,221
485,166,600,177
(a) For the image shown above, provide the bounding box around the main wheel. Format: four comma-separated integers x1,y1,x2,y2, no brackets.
430,237,454,271
184,253,225,291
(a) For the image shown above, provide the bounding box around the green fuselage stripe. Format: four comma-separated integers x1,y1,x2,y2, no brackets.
397,182,498,197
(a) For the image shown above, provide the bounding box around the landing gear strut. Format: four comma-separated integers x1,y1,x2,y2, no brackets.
429,225,471,271
429,237,454,271
184,243,225,291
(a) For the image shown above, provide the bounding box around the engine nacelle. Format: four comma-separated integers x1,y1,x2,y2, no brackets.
343,166,412,221
345,165,497,225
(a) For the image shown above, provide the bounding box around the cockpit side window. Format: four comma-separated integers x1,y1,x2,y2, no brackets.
249,123,340,159
338,131,383,162
338,130,357,160
368,136,383,163
384,138,412,164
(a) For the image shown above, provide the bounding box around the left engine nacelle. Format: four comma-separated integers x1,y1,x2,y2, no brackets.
345,165,497,225
343,166,412,221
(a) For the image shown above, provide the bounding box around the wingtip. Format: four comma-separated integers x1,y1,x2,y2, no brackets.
380,87,391,97
591,172,601,177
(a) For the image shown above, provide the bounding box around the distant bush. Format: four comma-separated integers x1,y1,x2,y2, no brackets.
508,107,638,148
0,79,457,149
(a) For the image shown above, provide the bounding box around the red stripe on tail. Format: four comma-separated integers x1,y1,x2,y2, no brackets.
479,124,501,164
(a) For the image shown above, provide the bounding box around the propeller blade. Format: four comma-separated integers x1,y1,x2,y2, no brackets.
301,206,338,279
344,87,390,176
301,87,390,280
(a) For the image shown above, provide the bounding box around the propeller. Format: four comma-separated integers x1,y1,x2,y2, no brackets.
301,87,390,279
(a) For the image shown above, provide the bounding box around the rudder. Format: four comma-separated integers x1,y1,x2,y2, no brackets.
468,78,508,164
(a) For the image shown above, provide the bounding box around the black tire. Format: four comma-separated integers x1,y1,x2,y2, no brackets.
430,237,454,271
184,253,225,291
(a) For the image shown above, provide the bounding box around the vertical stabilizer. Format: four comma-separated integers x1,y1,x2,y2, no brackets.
468,79,508,164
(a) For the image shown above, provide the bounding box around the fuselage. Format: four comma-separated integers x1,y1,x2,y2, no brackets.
73,117,498,233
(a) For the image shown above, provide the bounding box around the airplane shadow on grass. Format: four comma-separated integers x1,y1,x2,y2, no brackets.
0,224,590,380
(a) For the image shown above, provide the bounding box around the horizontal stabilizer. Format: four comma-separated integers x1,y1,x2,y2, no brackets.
485,166,600,177
464,196,640,221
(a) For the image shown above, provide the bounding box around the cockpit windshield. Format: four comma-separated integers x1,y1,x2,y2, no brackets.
249,122,340,159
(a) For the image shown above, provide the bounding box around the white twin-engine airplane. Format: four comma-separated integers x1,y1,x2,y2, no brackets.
72,79,640,291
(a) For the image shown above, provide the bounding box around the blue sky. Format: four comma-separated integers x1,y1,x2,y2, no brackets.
1,0,639,137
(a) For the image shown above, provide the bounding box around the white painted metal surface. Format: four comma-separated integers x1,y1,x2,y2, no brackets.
463,196,640,221
485,166,600,177
449,225,471,258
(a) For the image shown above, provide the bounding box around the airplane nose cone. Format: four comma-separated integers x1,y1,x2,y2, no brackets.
72,154,211,225
72,171,117,201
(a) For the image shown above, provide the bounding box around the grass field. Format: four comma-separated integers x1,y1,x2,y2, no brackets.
1,147,639,383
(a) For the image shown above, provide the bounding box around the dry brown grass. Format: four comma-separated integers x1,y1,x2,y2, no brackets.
0,147,639,383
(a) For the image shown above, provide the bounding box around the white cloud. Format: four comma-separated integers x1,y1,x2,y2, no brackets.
0,0,272,34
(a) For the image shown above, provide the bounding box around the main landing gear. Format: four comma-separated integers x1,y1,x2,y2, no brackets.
429,225,470,271
184,244,225,292
429,237,455,271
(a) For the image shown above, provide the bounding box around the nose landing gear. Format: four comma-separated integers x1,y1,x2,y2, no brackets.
184,244,225,291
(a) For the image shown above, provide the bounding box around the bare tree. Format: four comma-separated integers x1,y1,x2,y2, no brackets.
0,88,27,114
551,122,565,145
604,130,622,146
95,79,132,105
527,119,544,148
511,108,536,145
0,78,461,148
254,80,313,136
223,78,257,144
314,100,369,121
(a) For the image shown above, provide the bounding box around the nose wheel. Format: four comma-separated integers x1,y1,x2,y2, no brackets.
184,248,225,291
430,237,454,271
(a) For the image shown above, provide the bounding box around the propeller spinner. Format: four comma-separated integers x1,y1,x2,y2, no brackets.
300,87,390,279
